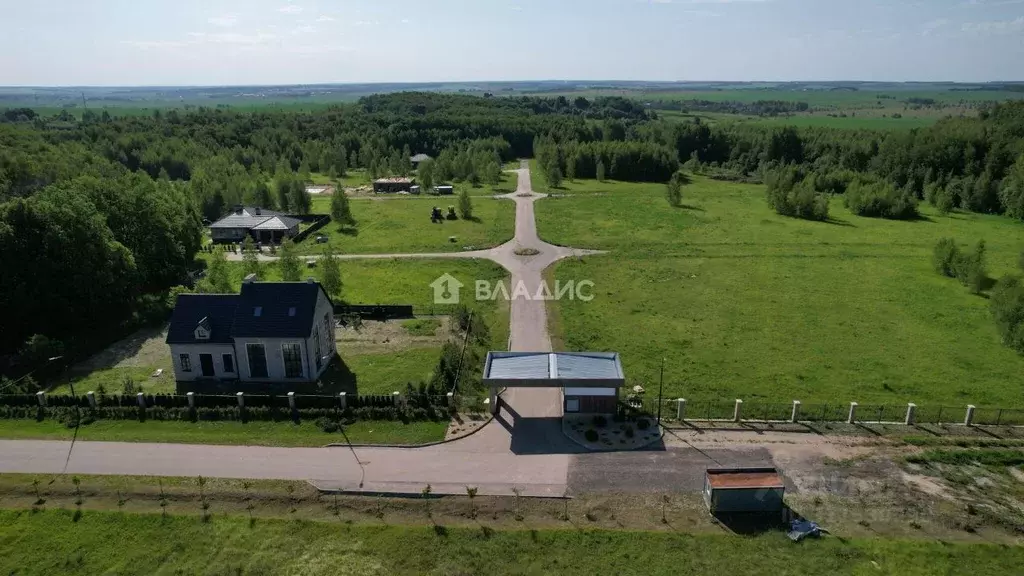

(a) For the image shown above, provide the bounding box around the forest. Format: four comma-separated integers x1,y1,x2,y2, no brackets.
2,92,1024,380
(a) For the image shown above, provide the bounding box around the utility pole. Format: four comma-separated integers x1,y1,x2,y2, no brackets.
657,357,664,425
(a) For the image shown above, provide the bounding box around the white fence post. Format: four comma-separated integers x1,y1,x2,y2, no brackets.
136,392,146,408
236,392,244,408
287,392,296,410
677,398,686,421
36,391,46,407
392,391,400,406
186,392,195,409
446,392,454,409
338,392,347,410
847,402,858,424
964,404,976,426
905,403,917,426
86,391,96,409
791,400,801,423
733,399,743,422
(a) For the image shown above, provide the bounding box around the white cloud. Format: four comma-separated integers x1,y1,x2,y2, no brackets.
401,18,411,24
277,5,303,14
316,15,334,22
207,14,239,28
962,16,1024,34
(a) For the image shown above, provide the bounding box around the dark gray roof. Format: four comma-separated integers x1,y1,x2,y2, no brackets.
483,352,624,388
209,207,284,230
165,295,239,344
251,215,301,231
230,281,330,338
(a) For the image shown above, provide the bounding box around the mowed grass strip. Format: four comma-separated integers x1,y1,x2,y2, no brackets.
539,176,1024,405
2,509,1022,575
0,418,446,447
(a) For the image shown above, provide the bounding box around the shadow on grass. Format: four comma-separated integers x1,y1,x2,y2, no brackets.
713,504,803,536
336,226,359,237
824,217,856,227
317,356,359,395
678,204,705,212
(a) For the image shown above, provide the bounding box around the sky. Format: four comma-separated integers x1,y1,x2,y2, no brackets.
1,0,1022,86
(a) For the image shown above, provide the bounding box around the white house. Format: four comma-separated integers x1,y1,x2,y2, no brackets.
166,279,336,388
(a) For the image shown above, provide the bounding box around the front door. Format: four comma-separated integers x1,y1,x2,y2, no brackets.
199,354,215,377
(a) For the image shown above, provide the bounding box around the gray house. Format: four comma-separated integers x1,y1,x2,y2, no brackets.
166,279,336,390
209,206,301,244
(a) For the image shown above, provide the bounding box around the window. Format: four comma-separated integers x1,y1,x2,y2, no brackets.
322,313,333,352
282,343,303,378
222,354,234,373
179,354,192,373
288,307,296,317
246,344,268,378
253,306,262,317
313,329,322,370
565,398,580,413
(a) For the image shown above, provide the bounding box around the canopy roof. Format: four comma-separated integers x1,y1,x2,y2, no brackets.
483,352,624,388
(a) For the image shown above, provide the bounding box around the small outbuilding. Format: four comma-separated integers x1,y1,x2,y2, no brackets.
433,185,454,195
373,177,415,193
703,467,786,514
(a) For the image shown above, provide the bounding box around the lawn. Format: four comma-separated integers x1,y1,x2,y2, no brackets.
536,175,1024,406
302,181,516,256
0,418,446,447
1,509,1021,575
344,346,442,395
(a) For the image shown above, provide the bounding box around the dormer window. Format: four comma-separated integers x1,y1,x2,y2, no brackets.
194,317,211,340
253,306,262,317
288,307,296,317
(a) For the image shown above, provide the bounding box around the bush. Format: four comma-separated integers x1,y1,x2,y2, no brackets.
636,418,651,430
765,167,829,221
935,238,988,294
315,417,340,433
844,180,918,220
624,426,635,439
592,415,607,428
991,275,1024,354
933,238,961,277
584,429,599,442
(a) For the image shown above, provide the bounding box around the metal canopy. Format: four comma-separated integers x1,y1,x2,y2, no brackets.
483,351,624,388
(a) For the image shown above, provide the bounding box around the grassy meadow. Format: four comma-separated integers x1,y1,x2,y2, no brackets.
535,174,1024,406
2,509,1021,575
304,189,515,255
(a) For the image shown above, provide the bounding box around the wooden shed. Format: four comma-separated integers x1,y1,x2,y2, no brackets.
703,467,785,514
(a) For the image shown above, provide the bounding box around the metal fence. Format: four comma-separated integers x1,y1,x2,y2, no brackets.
0,392,452,411
634,397,1022,427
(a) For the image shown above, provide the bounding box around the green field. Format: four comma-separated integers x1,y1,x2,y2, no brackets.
0,418,446,447
1,509,1020,575
305,191,514,255
536,174,1024,406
